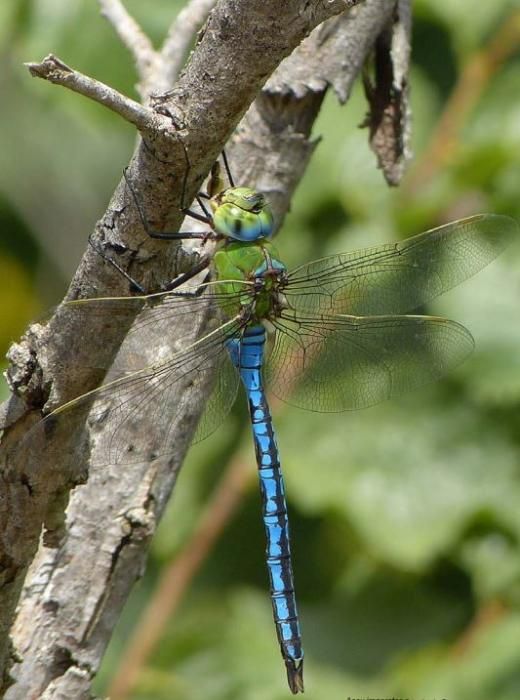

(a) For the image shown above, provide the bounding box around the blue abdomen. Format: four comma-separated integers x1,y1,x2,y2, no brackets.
227,325,304,692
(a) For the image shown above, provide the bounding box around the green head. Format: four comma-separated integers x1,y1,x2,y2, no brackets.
210,187,275,242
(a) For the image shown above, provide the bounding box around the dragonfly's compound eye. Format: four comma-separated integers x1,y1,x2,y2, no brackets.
213,187,274,241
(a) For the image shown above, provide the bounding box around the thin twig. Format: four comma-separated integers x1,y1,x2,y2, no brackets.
107,451,254,700
25,54,160,132
405,9,520,193
99,0,156,76
160,0,218,87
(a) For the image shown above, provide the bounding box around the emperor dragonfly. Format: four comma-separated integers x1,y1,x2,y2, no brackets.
15,172,517,692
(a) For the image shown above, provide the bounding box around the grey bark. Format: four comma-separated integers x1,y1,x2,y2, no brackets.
0,0,410,697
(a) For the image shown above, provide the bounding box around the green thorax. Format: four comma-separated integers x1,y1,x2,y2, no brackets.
213,239,286,322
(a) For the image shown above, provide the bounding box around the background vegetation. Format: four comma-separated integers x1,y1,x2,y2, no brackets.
1,1,520,698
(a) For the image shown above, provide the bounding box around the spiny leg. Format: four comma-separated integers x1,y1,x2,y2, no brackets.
92,168,213,293
101,151,233,292
221,148,235,187
88,234,146,293
89,234,212,295
175,137,214,224
99,167,213,291
140,106,205,227
206,152,234,198
123,167,211,241
164,254,212,294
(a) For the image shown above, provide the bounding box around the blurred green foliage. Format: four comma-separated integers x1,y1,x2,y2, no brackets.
2,1,520,698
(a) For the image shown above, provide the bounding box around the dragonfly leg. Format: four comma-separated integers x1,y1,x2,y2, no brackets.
90,235,211,295
181,206,211,225
161,254,211,293
88,234,146,294
221,148,235,187
123,167,214,242
208,149,236,194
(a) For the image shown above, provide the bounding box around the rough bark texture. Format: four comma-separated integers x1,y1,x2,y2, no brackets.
265,0,412,185
0,0,410,697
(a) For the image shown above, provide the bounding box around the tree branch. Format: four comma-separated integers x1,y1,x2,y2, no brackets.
1,1,390,696
159,0,218,88
98,0,159,95
108,449,254,699
25,54,160,131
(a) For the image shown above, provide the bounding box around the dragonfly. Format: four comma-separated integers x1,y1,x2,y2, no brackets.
17,164,517,693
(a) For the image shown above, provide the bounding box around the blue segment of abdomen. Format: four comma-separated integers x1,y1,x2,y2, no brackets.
227,325,304,692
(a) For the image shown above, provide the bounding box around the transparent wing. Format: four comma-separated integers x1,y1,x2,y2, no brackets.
265,310,474,411
16,281,252,467
62,279,250,372
192,342,241,444
285,214,517,316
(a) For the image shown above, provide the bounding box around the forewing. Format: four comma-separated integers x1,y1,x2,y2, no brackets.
61,280,245,374
286,214,517,316
265,311,474,411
